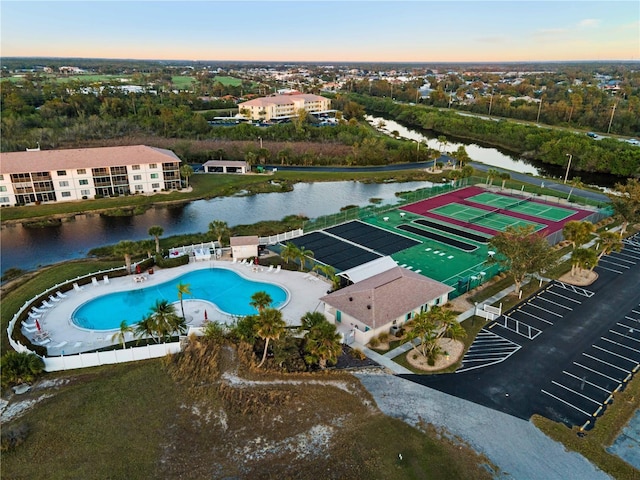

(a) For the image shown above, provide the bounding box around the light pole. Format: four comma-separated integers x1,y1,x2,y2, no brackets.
258,136,263,149
563,153,572,184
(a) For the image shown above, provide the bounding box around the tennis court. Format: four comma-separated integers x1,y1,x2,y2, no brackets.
430,203,546,232
467,192,577,221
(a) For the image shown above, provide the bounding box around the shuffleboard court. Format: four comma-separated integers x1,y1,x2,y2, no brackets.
325,221,420,255
287,232,382,272
396,224,477,251
413,219,489,243
467,191,578,221
430,203,546,232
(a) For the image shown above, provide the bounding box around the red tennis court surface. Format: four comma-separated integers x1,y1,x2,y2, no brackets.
400,186,592,237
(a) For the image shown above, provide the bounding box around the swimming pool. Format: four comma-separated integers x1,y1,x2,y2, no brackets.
72,268,289,330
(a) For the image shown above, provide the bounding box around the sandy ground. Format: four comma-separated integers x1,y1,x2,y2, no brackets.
557,270,598,286
405,338,464,371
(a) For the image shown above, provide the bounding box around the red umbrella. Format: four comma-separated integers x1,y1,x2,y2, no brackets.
35,319,41,331
204,310,208,321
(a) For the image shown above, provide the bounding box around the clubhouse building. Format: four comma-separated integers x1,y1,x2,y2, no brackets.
0,145,182,206
237,93,332,121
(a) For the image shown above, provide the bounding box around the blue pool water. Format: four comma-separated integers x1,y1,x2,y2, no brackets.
72,268,288,330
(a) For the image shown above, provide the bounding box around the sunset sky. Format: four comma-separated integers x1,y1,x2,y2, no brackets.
2,1,639,62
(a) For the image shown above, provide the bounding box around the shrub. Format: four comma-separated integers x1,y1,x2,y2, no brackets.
394,327,405,338
368,337,380,348
155,254,189,269
350,348,366,360
1,351,45,388
0,423,30,452
378,332,390,343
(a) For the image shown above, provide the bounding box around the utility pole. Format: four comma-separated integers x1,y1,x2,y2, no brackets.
607,102,618,134
536,97,543,123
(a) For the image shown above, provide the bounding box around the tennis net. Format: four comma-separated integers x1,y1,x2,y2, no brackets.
506,197,529,209
468,207,500,223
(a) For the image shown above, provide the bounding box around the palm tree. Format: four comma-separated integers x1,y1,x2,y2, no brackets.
250,290,273,313
255,307,286,368
596,231,623,261
150,299,181,341
1,351,45,387
562,220,595,249
304,320,342,369
296,245,314,271
208,220,230,248
571,247,597,277
135,314,158,343
114,240,139,274
111,320,134,349
499,172,511,190
180,164,194,188
486,169,500,187
176,282,192,319
300,311,328,331
313,263,340,289
406,307,466,362
139,239,155,259
608,178,640,236
280,242,300,268
148,225,164,253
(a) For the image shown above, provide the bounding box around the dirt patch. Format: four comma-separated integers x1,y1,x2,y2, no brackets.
557,270,598,286
405,339,464,372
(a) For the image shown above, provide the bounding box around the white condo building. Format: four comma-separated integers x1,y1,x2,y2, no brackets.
237,93,332,121
0,145,182,206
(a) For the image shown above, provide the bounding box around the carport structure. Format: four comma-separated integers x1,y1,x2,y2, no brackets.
400,231,640,430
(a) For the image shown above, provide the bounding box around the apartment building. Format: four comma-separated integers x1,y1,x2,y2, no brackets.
0,145,182,206
237,93,331,121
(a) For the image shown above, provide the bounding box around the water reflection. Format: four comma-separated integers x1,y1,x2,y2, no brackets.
1,180,428,274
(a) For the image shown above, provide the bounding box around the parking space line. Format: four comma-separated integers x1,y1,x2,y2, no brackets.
601,337,640,354
626,316,640,322
605,252,637,263
574,362,622,383
583,353,632,373
618,322,639,331
599,258,630,269
595,264,624,274
551,381,602,405
632,309,640,315
541,390,592,416
593,345,639,365
546,290,582,304
525,303,564,317
562,371,611,393
537,296,573,310
610,330,640,344
613,250,640,260
515,308,554,325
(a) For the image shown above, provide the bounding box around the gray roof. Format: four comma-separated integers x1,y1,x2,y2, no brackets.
230,235,259,247
321,267,453,329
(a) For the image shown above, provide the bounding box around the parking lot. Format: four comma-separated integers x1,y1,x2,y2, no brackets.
401,231,640,429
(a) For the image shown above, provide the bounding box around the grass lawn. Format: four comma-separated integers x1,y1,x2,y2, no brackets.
213,75,243,86
171,76,195,89
1,344,494,479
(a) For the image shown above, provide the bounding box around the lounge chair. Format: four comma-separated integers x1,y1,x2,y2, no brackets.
73,341,83,348
35,337,51,346
231,257,237,264
267,265,274,273
56,290,68,299
91,277,99,287
275,265,281,273
49,295,61,303
73,282,84,292
29,311,42,319
23,326,39,333
52,341,68,349
23,321,37,329
42,300,54,308
103,275,110,285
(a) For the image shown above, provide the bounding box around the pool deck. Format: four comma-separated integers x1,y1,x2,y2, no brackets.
21,259,330,357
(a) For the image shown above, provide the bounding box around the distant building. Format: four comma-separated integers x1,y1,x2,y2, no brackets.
237,93,331,121
0,145,182,206
202,160,249,174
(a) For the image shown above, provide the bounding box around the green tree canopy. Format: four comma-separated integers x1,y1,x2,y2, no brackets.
489,225,557,295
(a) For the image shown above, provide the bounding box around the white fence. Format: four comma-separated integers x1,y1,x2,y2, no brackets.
259,229,304,246
42,342,182,372
475,303,502,321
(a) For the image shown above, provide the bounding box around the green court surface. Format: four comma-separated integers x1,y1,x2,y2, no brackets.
363,211,500,294
467,192,576,221
430,203,546,232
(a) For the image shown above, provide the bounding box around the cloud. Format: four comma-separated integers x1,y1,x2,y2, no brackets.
579,19,600,28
